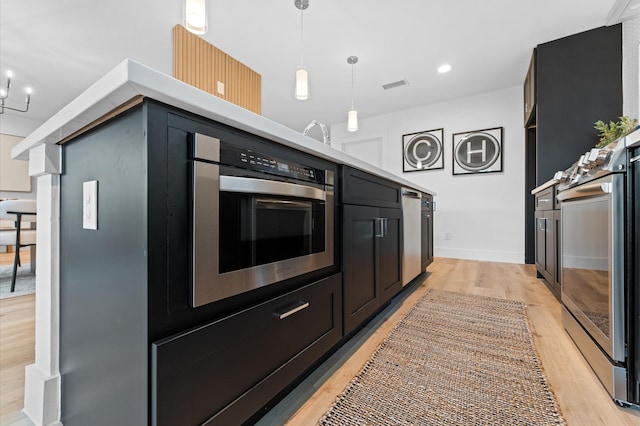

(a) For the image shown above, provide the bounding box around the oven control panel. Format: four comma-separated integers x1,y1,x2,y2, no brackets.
220,145,325,184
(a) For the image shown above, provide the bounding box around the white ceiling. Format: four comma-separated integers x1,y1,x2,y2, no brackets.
0,0,619,137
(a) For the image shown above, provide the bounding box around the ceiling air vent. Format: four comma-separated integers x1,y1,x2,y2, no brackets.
382,79,408,90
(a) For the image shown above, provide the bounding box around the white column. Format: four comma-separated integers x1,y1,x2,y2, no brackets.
23,144,63,426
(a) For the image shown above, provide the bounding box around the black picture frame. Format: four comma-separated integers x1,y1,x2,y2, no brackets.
452,127,503,175
402,128,444,172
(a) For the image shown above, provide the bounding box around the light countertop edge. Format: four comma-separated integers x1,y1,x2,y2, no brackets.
625,127,640,149
12,59,435,196
531,178,558,195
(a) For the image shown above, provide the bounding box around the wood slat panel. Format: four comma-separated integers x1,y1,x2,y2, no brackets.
173,24,261,115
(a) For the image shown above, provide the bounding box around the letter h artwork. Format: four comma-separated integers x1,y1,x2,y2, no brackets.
452,127,503,175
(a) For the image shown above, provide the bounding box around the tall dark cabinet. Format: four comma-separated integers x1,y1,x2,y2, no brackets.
525,24,622,264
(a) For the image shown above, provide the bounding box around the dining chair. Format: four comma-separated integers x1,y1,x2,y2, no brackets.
0,199,37,292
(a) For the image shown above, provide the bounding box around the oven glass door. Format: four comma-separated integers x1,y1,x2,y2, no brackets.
219,193,325,273
560,174,625,362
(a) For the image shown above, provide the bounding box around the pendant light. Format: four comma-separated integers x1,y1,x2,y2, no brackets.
295,0,309,100
184,0,207,35
347,56,358,132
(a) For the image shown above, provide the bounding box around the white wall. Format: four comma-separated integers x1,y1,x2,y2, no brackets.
0,133,38,201
623,16,640,119
331,85,525,264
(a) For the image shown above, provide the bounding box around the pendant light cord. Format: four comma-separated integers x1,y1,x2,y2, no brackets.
351,63,355,109
300,8,304,67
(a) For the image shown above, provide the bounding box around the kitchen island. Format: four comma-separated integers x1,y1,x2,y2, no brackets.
13,60,435,425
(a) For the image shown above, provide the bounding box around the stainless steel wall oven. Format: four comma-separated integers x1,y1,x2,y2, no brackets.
190,133,335,307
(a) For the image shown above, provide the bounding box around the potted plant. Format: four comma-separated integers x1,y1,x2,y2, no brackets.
594,116,638,148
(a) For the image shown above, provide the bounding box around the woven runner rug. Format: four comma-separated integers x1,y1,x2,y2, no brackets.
319,289,566,425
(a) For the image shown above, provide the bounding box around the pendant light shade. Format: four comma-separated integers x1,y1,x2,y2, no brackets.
296,67,309,100
348,109,358,132
185,0,207,35
295,0,310,100
347,56,359,132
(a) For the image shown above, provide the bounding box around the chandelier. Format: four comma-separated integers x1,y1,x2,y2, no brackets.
0,70,32,114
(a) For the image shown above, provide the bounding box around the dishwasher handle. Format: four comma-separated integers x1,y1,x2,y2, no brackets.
401,189,421,198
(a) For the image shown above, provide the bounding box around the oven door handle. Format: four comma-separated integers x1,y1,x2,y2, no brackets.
220,175,326,201
254,199,311,209
557,181,612,201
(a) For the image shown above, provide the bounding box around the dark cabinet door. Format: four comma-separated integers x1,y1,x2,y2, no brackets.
343,205,403,335
343,205,380,335
420,197,433,270
535,210,547,274
544,210,555,286
379,207,402,305
553,210,562,294
535,209,561,298
524,50,536,127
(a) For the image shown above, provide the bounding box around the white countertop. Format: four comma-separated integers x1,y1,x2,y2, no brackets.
625,127,640,149
13,59,435,196
530,178,558,195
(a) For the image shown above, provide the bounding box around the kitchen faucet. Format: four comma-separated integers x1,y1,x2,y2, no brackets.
302,120,331,146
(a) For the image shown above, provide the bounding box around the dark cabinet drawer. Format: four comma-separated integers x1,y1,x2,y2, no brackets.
342,166,401,208
535,187,554,211
151,273,343,426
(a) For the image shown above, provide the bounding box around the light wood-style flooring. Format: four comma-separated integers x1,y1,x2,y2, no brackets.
0,251,34,426
1,257,639,425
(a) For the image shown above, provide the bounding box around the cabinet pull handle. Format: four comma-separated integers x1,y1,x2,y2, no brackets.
275,301,310,320
375,218,384,238
538,198,550,204
630,154,640,163
374,218,388,238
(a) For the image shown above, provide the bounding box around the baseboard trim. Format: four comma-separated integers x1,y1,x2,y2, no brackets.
23,364,61,426
434,247,524,264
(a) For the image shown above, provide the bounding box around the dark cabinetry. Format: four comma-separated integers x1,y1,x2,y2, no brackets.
523,50,536,127
534,187,561,299
524,24,622,263
630,143,640,405
536,24,622,184
60,100,342,425
152,274,342,426
341,166,403,336
421,194,434,270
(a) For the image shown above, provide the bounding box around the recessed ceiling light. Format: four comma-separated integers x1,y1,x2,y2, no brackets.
438,64,452,74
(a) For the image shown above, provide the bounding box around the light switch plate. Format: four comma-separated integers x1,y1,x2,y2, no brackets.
217,81,225,95
83,180,98,230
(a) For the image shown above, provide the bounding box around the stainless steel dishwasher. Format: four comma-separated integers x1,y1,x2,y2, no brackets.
401,188,422,285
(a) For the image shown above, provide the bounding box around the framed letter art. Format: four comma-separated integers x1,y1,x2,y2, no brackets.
402,128,444,172
452,127,503,175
